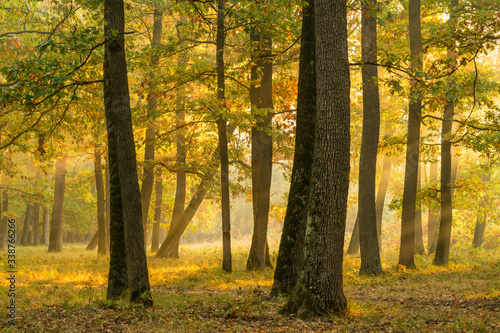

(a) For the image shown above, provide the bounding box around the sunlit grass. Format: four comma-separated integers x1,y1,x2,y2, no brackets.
0,237,499,332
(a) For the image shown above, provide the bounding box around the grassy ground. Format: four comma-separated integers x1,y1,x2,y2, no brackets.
1,239,499,332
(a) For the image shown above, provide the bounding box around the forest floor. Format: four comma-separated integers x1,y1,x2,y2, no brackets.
1,239,499,332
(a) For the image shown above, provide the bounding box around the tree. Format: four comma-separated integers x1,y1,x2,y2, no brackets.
216,0,232,273
434,0,458,266
358,0,383,275
104,0,152,306
246,20,274,271
375,123,395,247
48,158,67,252
398,0,422,270
140,7,163,248
271,0,316,296
472,167,491,248
282,0,350,317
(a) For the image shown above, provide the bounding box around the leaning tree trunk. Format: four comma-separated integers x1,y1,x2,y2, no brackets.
346,214,360,255
358,0,382,276
156,125,237,258
398,0,422,270
472,168,490,248
86,231,99,251
140,7,162,249
375,123,394,247
104,0,151,306
48,158,67,252
247,25,274,271
163,109,187,258
282,0,350,317
151,169,163,252
271,0,316,296
94,144,107,255
216,0,232,273
434,0,458,266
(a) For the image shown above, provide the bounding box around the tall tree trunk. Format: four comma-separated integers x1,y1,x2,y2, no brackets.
94,144,107,255
434,0,458,266
427,162,439,253
472,168,490,248
104,0,152,306
272,0,316,294
398,0,422,270
42,208,49,245
414,164,425,254
48,158,67,252
140,8,162,249
358,0,382,276
216,0,232,273
282,0,350,317
346,214,360,254
151,169,163,252
32,203,40,246
247,25,274,271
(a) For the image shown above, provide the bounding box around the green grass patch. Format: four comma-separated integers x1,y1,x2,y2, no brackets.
1,240,499,332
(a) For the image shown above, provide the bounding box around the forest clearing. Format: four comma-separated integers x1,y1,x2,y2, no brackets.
2,0,500,330
1,236,500,332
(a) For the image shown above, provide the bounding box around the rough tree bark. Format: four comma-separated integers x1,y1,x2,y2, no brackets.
434,0,458,266
247,24,274,271
271,0,316,296
48,158,67,252
281,0,350,317
398,0,422,270
94,144,107,255
104,0,152,306
358,0,383,275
